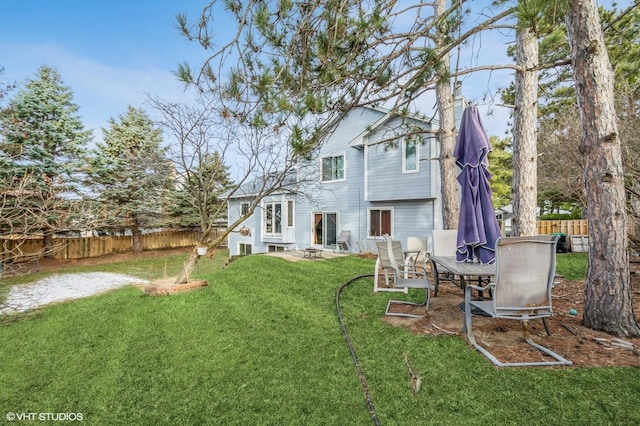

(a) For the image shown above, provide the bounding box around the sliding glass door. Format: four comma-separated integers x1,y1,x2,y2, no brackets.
313,212,337,248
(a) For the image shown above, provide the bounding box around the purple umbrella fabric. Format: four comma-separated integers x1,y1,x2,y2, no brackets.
454,105,502,264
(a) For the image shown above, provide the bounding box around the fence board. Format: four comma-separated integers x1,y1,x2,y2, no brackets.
1,230,226,262
537,220,588,237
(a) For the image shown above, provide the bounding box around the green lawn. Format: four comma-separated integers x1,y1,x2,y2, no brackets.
1,251,638,425
556,252,588,280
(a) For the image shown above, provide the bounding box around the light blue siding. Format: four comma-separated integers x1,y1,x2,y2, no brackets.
227,198,261,254
227,106,440,256
365,141,433,201
365,115,434,201
387,200,435,250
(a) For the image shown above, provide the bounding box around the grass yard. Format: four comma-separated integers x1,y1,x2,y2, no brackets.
1,250,639,425
556,252,588,281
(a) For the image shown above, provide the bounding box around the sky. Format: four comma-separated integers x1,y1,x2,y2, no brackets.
0,0,630,151
0,0,206,143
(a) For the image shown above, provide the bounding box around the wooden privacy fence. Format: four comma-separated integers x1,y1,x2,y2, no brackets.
537,220,588,236
1,230,227,262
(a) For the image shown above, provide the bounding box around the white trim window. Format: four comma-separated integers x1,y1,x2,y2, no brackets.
321,153,345,182
238,243,252,255
368,207,393,238
264,202,282,236
287,200,295,227
402,138,419,173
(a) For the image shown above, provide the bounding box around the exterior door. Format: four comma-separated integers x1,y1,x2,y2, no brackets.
313,212,337,248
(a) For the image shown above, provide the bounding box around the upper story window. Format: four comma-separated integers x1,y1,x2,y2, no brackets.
264,202,282,236
402,138,419,173
321,154,345,182
241,202,250,216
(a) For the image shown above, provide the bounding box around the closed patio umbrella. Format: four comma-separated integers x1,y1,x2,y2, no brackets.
454,105,502,264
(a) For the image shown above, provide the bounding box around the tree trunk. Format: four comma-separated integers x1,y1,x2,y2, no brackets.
43,231,54,259
174,249,202,284
131,217,143,252
511,24,539,237
435,0,459,230
173,234,217,284
566,0,640,336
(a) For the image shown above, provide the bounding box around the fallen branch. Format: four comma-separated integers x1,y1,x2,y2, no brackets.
559,322,579,336
403,353,421,396
431,323,458,335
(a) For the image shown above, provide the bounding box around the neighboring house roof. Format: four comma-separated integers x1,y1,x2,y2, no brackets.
496,204,512,214
495,204,513,218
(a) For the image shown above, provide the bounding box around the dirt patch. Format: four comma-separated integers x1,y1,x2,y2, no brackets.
382,273,640,367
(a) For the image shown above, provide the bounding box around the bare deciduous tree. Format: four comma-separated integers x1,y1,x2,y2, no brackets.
175,1,517,230
149,93,317,284
1,172,104,267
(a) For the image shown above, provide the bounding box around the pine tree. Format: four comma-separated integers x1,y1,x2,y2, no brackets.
566,0,640,336
168,151,233,229
0,65,15,104
0,66,92,256
487,135,513,209
88,106,171,251
176,1,517,231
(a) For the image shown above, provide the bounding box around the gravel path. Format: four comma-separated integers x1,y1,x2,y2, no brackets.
1,272,150,314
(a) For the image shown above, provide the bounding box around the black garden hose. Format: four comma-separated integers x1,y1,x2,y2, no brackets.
335,274,380,426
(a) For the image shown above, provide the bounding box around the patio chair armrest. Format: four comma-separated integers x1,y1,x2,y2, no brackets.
396,264,429,277
464,282,494,294
408,263,429,274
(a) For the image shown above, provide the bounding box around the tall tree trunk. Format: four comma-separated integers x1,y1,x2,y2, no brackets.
566,0,640,336
435,0,459,230
511,23,539,237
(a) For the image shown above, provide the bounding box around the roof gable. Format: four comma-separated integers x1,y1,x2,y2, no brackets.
346,106,436,149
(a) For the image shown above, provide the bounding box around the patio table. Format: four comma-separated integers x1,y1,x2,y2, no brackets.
428,255,495,296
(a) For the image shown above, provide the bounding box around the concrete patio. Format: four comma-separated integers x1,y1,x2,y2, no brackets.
264,249,350,262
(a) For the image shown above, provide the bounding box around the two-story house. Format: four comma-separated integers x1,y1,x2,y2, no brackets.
226,105,451,256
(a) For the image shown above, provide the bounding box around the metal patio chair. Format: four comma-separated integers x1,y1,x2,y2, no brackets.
334,231,352,253
428,229,459,294
462,235,572,367
376,235,434,319
373,237,408,293
406,236,429,269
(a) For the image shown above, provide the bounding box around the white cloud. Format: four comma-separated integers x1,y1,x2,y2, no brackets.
1,41,196,145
